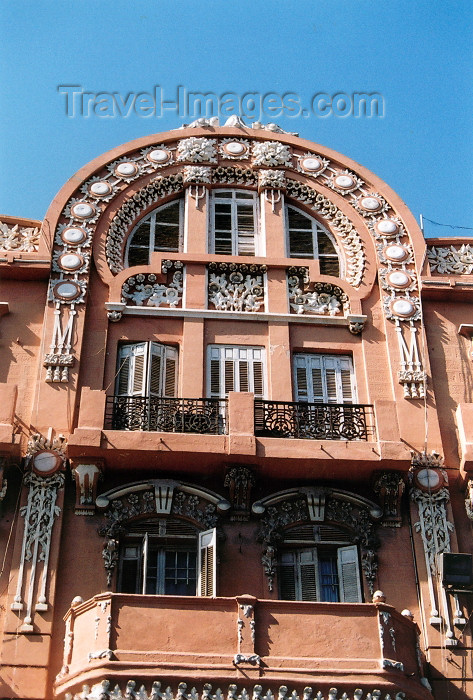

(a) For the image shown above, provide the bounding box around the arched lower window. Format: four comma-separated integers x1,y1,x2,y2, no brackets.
126,199,183,267
285,205,340,277
278,523,362,602
118,517,216,596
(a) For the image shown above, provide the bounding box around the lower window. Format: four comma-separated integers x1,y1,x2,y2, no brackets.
118,518,216,596
278,525,362,602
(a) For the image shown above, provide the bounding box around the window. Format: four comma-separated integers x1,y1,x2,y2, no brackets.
286,205,340,276
116,342,178,398
208,345,265,398
118,518,216,596
278,524,362,602
126,199,183,267
293,354,356,404
210,190,259,256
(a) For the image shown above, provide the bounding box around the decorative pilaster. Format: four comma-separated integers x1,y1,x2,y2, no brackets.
409,451,457,645
11,433,66,632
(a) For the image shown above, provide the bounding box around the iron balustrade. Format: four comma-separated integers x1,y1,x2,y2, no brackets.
254,400,374,441
105,396,227,434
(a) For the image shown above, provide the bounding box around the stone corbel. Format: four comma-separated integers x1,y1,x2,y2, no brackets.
347,314,367,335
71,460,104,515
258,169,286,212
183,165,212,207
373,471,405,527
224,466,255,521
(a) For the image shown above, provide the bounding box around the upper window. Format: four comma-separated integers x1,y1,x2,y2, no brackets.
279,524,362,603
208,345,265,398
293,354,356,404
210,190,259,256
116,342,178,398
118,517,216,597
126,199,183,267
286,205,340,276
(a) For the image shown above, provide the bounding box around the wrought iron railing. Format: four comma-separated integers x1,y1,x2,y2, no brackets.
254,400,374,441
105,396,228,434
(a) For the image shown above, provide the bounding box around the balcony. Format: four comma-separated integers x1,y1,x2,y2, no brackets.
254,400,374,441
104,396,227,434
55,593,431,699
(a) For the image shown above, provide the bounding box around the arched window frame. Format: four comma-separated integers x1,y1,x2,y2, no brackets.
285,203,342,277
125,198,184,268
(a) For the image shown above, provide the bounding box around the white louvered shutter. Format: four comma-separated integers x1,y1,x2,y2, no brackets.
280,549,318,601
208,346,265,398
116,345,132,396
337,545,362,602
162,345,178,398
197,528,217,597
294,354,355,404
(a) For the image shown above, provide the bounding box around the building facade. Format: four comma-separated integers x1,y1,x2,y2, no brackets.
0,122,472,700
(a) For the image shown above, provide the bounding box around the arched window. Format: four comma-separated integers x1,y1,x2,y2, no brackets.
118,517,216,596
285,205,340,277
278,523,362,602
125,199,183,267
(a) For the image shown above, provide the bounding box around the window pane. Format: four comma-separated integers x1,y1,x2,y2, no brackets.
165,550,197,595
320,257,340,277
288,208,312,230
128,247,151,267
121,558,139,594
319,554,340,602
317,231,337,255
289,229,314,258
131,221,152,247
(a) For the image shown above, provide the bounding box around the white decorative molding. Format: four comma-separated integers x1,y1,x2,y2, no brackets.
233,653,261,666
427,244,473,275
182,165,212,184
0,220,41,252
410,453,457,644
11,470,65,632
121,265,184,308
208,263,266,313
177,137,217,163
257,169,286,189
287,270,348,317
251,140,292,167
44,304,76,382
394,322,427,399
72,462,103,515
64,681,411,700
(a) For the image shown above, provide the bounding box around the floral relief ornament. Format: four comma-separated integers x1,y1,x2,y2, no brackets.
0,221,41,252
177,137,217,163
251,140,292,167
427,244,473,275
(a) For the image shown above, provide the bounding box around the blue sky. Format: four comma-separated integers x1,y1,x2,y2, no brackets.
1,0,472,238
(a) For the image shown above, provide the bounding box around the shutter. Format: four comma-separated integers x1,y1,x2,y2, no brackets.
279,552,297,601
238,361,249,392
295,364,309,402
224,360,235,394
210,359,221,398
131,344,147,396
116,345,132,396
299,549,318,601
252,361,264,399
208,346,265,398
141,533,149,595
337,545,362,602
197,528,217,597
163,346,178,397
149,345,162,398
339,357,354,403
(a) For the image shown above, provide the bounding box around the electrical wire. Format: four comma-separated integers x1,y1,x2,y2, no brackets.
422,217,473,231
